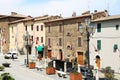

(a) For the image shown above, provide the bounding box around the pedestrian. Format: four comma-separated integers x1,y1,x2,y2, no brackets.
11,53,14,60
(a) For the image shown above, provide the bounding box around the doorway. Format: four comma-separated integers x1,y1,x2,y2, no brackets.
47,50,52,58
77,52,84,65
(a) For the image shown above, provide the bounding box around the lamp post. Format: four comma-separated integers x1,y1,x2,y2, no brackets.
79,18,95,80
24,31,30,66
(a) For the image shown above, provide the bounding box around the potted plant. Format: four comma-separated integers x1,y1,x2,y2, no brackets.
46,62,56,75
101,66,114,80
29,60,36,69
2,62,11,67
70,58,82,80
4,55,10,59
0,66,4,71
0,73,15,80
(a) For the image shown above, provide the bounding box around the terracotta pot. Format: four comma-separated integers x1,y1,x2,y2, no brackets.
29,63,36,69
46,67,56,75
70,72,82,80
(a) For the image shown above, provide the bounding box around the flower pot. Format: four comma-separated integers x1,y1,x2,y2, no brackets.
2,63,10,67
29,62,36,69
70,72,82,80
46,67,56,75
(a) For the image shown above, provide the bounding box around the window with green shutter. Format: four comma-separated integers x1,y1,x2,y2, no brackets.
113,44,118,52
116,25,119,30
97,40,101,50
97,23,101,32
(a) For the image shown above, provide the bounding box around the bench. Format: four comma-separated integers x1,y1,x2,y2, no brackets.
56,70,68,78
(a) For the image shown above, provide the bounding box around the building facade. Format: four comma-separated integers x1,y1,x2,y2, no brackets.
44,10,108,65
0,12,26,53
90,15,120,72
9,15,62,55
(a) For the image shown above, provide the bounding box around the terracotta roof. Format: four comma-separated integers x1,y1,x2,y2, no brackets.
0,14,7,17
0,12,27,19
9,16,34,24
92,14,120,22
45,14,91,23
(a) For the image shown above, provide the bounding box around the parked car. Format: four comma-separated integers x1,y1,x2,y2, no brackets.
5,52,18,59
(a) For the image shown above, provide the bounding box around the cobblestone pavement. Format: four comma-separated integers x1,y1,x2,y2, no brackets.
0,54,119,80
0,54,70,80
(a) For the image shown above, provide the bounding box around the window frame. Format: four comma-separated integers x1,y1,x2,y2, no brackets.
97,40,101,50
97,23,101,32
116,25,119,30
37,25,39,31
78,37,82,47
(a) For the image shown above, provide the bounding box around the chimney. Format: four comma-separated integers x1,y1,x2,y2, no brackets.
72,12,76,17
94,10,97,13
82,11,90,15
11,12,17,15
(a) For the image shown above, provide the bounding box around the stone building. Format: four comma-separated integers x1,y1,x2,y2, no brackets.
0,12,26,53
9,15,62,55
44,10,108,65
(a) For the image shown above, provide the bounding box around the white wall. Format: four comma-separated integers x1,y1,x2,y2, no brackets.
90,19,120,73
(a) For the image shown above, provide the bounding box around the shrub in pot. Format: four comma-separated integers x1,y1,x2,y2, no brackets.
2,63,11,67
46,63,56,75
0,66,4,71
29,60,36,69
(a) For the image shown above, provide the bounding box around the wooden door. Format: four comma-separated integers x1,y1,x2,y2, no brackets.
77,52,84,65
47,50,52,58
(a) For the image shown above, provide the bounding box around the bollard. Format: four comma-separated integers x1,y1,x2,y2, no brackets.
53,61,56,68
78,64,81,73
24,59,27,65
64,62,67,72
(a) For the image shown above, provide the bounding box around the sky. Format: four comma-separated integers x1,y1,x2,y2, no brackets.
0,0,120,17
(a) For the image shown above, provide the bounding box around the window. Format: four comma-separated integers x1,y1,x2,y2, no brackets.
30,36,33,41
59,38,62,46
48,38,51,46
41,25,43,31
59,24,62,32
25,25,27,31
116,25,119,30
12,27,13,33
113,44,118,52
36,37,39,44
31,24,33,31
37,25,39,31
78,37,81,47
41,37,43,43
48,25,50,33
97,23,101,32
78,22,83,31
97,40,101,50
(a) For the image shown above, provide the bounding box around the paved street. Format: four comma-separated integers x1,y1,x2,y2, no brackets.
0,54,70,80
0,54,120,80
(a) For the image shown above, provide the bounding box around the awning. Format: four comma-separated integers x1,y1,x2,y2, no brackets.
36,45,44,52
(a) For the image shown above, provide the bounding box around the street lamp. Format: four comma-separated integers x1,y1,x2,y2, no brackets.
24,31,30,67
79,17,95,80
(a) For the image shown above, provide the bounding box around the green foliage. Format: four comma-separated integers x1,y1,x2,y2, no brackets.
101,66,114,80
71,57,79,73
4,56,10,59
0,66,4,71
2,63,11,67
0,73,15,80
